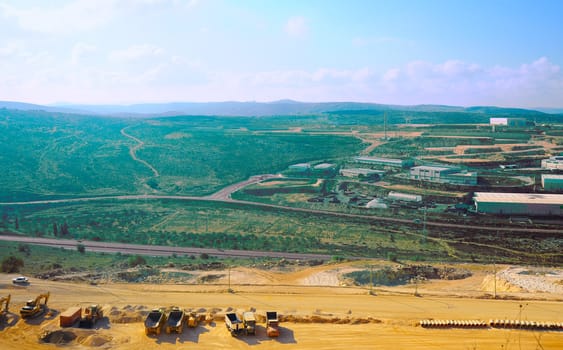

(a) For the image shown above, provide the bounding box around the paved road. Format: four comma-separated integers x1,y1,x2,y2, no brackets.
0,234,331,261
0,174,560,234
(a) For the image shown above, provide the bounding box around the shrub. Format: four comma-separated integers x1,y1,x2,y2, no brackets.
1,255,24,273
128,255,147,267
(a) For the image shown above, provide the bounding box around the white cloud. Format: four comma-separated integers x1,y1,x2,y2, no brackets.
109,44,165,63
71,42,96,65
0,0,117,34
285,16,307,38
379,57,563,107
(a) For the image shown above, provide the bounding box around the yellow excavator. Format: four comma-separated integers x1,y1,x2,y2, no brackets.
0,294,10,322
20,292,50,319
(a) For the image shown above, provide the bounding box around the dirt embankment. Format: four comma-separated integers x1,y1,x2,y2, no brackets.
1,263,563,350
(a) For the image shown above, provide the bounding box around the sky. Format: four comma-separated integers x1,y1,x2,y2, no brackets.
0,0,562,107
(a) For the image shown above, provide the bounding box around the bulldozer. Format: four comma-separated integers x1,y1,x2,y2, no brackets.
79,305,104,328
20,292,50,319
0,294,10,323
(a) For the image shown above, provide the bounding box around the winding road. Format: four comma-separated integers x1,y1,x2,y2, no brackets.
120,127,160,177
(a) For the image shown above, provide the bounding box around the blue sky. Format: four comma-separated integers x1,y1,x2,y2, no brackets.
0,0,562,107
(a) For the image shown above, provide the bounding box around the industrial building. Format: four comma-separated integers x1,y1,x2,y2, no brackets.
541,156,563,170
410,166,478,185
473,192,563,216
489,118,528,127
354,156,414,168
542,174,563,192
313,163,335,170
340,168,385,179
387,191,422,203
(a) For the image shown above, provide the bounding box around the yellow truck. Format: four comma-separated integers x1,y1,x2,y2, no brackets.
165,307,185,334
144,308,166,336
266,311,280,337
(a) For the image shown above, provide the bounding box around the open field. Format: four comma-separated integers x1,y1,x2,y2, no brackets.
1,262,562,350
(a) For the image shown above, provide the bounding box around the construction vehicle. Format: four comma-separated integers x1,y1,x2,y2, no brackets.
225,312,244,336
266,311,280,337
20,292,49,319
165,307,185,334
144,308,166,336
79,305,103,328
60,306,81,327
186,311,198,328
242,311,256,335
0,294,10,323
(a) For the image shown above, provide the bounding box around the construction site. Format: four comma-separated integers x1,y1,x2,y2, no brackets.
1,262,562,350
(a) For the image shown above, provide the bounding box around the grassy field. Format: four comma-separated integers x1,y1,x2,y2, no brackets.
0,111,363,200
1,109,561,270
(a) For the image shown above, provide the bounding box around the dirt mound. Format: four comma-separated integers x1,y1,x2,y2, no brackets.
108,305,147,323
80,334,112,347
281,314,381,324
480,275,523,293
40,330,77,344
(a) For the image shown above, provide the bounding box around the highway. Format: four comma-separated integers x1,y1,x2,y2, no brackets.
0,234,332,261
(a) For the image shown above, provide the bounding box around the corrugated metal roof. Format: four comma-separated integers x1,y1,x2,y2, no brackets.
542,174,563,180
411,165,455,172
474,192,563,204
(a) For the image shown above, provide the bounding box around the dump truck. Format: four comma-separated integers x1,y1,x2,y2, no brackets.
242,311,256,335
165,307,185,334
20,292,49,319
186,311,198,328
0,294,10,323
266,311,280,337
144,308,167,336
60,306,82,327
225,312,244,336
79,305,103,328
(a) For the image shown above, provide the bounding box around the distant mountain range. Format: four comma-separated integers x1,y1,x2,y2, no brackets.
0,99,559,117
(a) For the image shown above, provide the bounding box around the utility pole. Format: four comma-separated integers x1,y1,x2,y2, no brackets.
493,262,497,299
384,112,388,140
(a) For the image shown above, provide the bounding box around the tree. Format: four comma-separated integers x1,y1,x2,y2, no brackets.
1,255,24,273
53,223,58,236
61,222,69,236
77,243,86,254
15,217,19,230
129,255,147,267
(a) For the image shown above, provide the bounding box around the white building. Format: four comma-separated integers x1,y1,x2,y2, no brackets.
410,166,478,185
388,191,422,202
473,192,563,216
489,118,527,127
541,156,563,170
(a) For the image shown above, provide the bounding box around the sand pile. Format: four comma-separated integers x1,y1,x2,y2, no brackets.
79,334,112,347
480,274,523,293
281,314,382,324
108,305,148,324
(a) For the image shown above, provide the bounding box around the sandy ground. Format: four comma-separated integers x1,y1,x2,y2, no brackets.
1,263,562,350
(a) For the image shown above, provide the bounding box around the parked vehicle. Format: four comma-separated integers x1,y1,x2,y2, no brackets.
242,312,256,335
225,312,244,336
266,311,280,337
20,292,49,319
144,308,166,336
